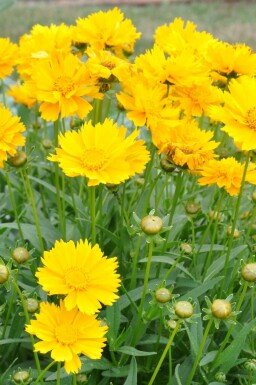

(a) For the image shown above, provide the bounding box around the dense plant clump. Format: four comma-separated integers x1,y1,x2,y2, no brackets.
0,6,256,385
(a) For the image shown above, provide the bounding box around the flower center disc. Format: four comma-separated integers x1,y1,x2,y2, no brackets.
246,107,256,130
53,76,75,96
82,148,107,171
55,324,77,344
64,267,90,290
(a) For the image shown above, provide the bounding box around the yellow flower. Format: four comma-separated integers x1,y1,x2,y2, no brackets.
209,76,256,151
7,81,36,108
0,105,26,168
36,239,121,314
31,52,102,121
48,118,150,186
0,38,18,79
159,120,219,171
198,157,256,196
134,45,168,84
25,301,108,373
72,7,141,57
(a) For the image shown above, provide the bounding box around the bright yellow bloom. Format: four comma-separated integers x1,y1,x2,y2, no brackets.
26,301,108,374
72,7,141,57
209,76,256,151
31,52,102,121
0,38,18,79
7,82,36,108
134,45,168,84
17,23,73,78
36,239,120,315
159,120,219,171
0,105,26,168
48,118,150,186
198,157,256,196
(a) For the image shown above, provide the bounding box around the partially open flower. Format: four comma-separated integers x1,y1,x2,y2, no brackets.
241,263,256,282
140,215,163,235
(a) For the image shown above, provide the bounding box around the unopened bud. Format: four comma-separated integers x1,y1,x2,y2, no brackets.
160,155,176,173
42,138,53,149
12,247,29,264
185,202,200,215
226,226,240,239
244,359,256,371
241,263,256,282
140,215,163,235
215,371,226,382
0,265,9,284
174,301,193,319
180,242,193,255
12,370,30,384
211,299,232,319
25,298,39,313
155,288,171,303
8,151,27,168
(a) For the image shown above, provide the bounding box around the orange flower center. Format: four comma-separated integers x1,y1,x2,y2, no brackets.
246,107,256,130
101,60,116,70
82,148,107,171
53,76,75,96
64,267,90,290
55,324,78,344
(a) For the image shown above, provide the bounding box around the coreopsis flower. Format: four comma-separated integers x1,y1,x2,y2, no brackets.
0,105,26,168
154,17,215,57
17,23,73,78
7,81,36,108
159,119,219,171
48,118,150,186
198,157,256,196
30,52,102,121
134,45,168,84
72,7,141,57
36,239,120,314
25,301,108,373
0,38,18,79
209,76,256,151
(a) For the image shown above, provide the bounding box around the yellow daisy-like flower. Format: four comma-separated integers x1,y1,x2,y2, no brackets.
0,105,26,168
7,81,36,108
198,157,256,196
72,7,141,57
209,76,256,151
25,301,108,373
31,52,102,121
0,38,18,79
36,239,121,315
48,118,150,186
159,120,219,171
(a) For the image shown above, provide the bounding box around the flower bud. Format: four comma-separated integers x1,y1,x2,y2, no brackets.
215,371,226,382
241,263,256,282
166,319,178,330
8,151,27,168
106,183,119,192
140,215,163,235
0,265,9,284
32,121,41,130
208,210,222,222
12,247,30,264
244,358,256,371
174,301,193,319
160,155,176,173
42,138,53,149
25,298,39,313
135,177,145,186
76,373,88,384
252,191,256,203
226,226,240,239
211,299,232,319
155,288,171,303
12,370,30,384
185,202,200,215
180,242,193,255
69,117,83,129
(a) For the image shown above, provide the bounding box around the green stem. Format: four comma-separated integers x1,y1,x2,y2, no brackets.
161,253,183,285
148,321,181,385
1,286,15,338
186,319,214,385
33,360,56,385
5,167,25,243
129,237,142,291
56,361,61,385
12,279,43,385
72,373,77,385
89,185,96,244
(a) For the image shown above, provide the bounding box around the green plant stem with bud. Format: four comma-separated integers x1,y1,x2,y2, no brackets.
186,318,214,385
148,320,181,385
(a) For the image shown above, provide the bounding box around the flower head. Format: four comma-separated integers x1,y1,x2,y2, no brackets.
25,301,108,373
0,38,18,79
36,239,120,315
198,157,256,196
0,105,26,168
48,118,150,186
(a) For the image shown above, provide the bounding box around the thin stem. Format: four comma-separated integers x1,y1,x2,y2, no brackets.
56,361,61,385
148,321,181,385
129,237,142,291
186,319,214,385
89,185,96,244
33,360,56,385
161,253,183,285
1,286,16,338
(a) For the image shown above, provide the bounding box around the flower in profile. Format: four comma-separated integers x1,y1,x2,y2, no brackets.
25,301,108,373
209,76,256,151
0,38,18,79
30,52,102,121
72,7,141,56
198,157,256,196
48,118,150,186
36,239,121,314
7,81,36,108
159,119,219,171
0,105,26,168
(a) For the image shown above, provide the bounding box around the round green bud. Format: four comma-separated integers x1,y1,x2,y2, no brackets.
25,298,39,313
208,210,223,222
160,155,176,173
180,242,193,255
32,121,41,130
155,288,171,303
215,371,226,382
241,263,256,282
166,319,178,330
8,151,27,168
13,370,30,383
226,226,240,239
0,265,9,284
76,373,88,384
42,138,53,149
174,301,193,319
244,359,256,371
185,202,201,215
211,299,232,319
140,215,163,235
12,247,30,264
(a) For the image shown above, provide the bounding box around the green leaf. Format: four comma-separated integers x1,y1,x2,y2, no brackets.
106,301,121,349
199,350,218,366
124,357,137,385
0,337,30,345
116,346,156,356
139,255,195,279
179,276,223,301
